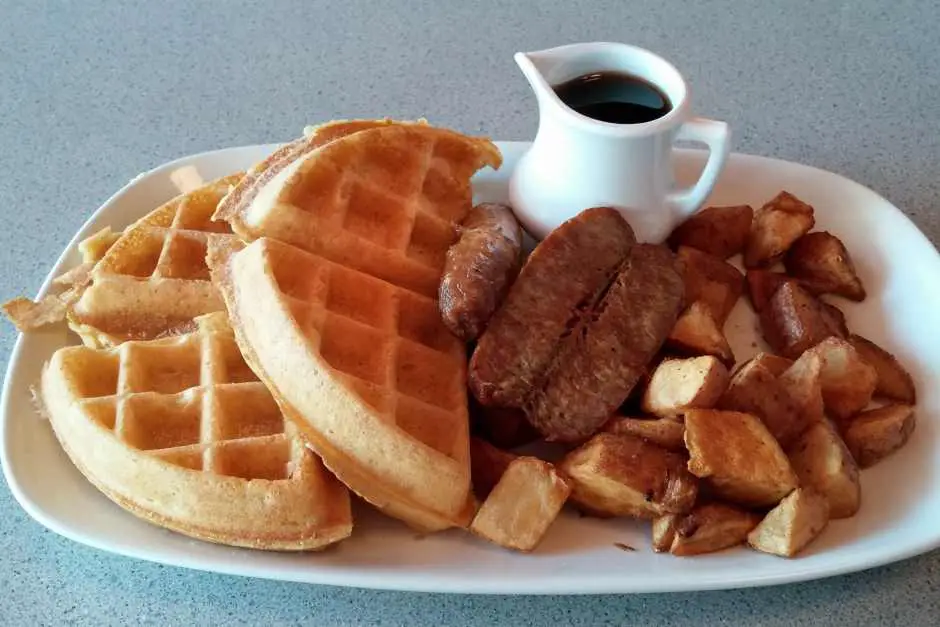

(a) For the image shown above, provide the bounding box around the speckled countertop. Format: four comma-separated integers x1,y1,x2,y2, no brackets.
2,1,938,625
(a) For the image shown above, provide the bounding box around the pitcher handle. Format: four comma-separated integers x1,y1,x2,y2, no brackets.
666,118,731,219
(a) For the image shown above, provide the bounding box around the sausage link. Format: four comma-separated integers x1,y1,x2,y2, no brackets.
439,203,523,342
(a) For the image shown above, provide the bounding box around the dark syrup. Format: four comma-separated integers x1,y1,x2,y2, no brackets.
553,71,672,124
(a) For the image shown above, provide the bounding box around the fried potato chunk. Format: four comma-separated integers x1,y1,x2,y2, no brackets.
759,281,846,358
560,433,698,519
666,301,734,366
748,352,794,377
778,351,825,430
602,416,686,452
744,191,815,268
718,360,804,448
807,337,878,421
784,232,866,301
848,335,916,403
677,246,744,325
470,457,571,552
748,488,830,557
684,409,798,508
787,420,860,518
667,204,754,259
470,437,518,499
842,404,916,468
659,503,762,556
641,356,729,418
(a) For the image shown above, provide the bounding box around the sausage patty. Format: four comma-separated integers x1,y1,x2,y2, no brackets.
468,207,636,407
469,208,684,442
439,203,523,341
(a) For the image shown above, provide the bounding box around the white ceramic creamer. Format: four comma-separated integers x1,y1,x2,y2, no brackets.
509,42,731,242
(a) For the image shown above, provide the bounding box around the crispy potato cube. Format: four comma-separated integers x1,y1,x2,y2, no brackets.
666,301,734,366
744,191,815,268
470,402,539,449
787,420,860,518
602,416,686,452
470,437,518,499
848,335,916,403
719,360,803,448
746,270,791,313
677,247,744,325
748,352,794,377
759,281,846,358
842,404,916,468
668,503,762,556
778,351,825,429
684,409,798,508
667,204,754,259
784,232,866,301
747,488,829,557
560,433,698,519
808,337,877,421
651,514,678,552
641,356,730,417
469,457,571,552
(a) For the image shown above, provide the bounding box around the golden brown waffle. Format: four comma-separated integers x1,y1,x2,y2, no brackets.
40,312,352,550
215,124,502,298
210,237,476,532
68,174,243,347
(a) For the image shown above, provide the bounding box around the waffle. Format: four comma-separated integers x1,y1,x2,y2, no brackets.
214,123,502,298
40,312,352,550
209,235,473,531
68,173,243,347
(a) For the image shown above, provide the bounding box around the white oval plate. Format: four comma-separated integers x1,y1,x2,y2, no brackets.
3,142,939,594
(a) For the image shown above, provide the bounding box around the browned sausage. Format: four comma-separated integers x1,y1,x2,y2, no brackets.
469,207,684,442
526,244,684,441
468,207,637,407
439,203,523,342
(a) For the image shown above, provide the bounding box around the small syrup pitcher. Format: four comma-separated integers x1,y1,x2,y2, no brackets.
509,42,731,242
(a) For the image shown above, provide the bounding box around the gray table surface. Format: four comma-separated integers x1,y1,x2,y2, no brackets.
2,0,938,624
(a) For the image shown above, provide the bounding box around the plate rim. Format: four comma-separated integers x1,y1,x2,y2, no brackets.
3,141,939,595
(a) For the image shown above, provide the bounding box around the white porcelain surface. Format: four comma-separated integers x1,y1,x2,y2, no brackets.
510,43,731,242
2,141,939,595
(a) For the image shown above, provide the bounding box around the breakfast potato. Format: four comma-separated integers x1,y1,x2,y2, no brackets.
667,204,754,259
778,351,825,429
747,488,830,557
651,514,678,553
718,360,803,448
664,503,762,556
759,281,847,358
641,356,730,418
744,191,816,268
666,301,734,366
748,352,794,377
470,437,518,499
677,246,744,325
470,402,540,449
602,415,686,452
787,419,860,518
469,457,571,552
745,269,790,313
560,433,698,519
684,409,798,508
784,232,866,301
842,404,916,468
848,334,916,403
807,337,878,421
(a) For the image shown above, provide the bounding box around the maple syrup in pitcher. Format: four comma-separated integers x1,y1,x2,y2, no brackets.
553,71,672,124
